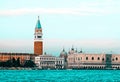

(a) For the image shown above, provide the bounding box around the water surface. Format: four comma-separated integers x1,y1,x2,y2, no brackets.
0,70,120,82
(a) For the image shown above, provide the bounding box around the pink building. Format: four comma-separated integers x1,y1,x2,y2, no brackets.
67,48,120,69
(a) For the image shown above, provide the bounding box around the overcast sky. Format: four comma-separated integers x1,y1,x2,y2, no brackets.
0,0,120,56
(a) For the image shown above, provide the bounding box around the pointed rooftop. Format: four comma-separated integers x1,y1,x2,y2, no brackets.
35,16,42,29
80,48,83,53
71,45,74,50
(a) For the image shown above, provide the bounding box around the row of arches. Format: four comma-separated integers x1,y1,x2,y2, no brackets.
69,66,120,69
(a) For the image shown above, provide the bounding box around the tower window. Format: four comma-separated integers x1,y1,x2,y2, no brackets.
37,36,41,38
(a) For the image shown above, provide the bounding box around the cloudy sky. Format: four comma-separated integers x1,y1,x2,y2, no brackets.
0,0,120,55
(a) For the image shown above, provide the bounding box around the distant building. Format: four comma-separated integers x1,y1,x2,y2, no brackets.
35,53,64,69
0,53,31,64
67,47,120,69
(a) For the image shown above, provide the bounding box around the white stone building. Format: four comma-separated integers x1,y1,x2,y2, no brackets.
35,54,64,69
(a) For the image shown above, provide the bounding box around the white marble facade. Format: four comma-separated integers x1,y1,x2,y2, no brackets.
35,55,64,69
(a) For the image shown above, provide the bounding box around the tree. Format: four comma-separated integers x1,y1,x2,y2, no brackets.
5,60,12,67
12,57,17,67
24,60,36,67
16,57,21,67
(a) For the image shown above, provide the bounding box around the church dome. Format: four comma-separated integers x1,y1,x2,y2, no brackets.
60,49,67,58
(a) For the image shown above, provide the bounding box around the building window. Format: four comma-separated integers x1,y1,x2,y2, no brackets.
102,58,104,61
59,61,60,64
112,59,114,61
116,57,118,61
92,57,94,60
78,58,80,60
97,57,100,60
81,57,82,60
86,57,88,60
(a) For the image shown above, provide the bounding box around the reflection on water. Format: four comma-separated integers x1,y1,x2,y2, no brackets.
0,70,120,82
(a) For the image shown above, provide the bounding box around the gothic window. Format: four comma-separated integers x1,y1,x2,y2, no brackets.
86,57,88,60
97,57,100,60
102,58,104,61
116,57,118,61
92,57,94,60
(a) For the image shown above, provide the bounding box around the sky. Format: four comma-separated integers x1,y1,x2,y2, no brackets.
0,0,120,56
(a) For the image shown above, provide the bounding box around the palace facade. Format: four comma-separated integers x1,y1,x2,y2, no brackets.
67,48,120,69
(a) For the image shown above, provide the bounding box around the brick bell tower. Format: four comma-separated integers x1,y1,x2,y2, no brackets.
34,16,43,55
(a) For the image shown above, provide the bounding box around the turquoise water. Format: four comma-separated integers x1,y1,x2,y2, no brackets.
0,70,120,82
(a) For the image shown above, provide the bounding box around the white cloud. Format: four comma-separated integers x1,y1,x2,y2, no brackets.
0,0,120,16
0,8,112,16
0,3,119,16
0,8,92,16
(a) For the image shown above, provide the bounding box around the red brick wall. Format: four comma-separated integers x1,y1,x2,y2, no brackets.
0,54,30,64
34,41,43,55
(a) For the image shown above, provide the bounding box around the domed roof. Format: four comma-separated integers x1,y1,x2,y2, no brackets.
60,49,67,57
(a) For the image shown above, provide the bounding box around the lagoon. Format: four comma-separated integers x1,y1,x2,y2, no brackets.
0,70,120,82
